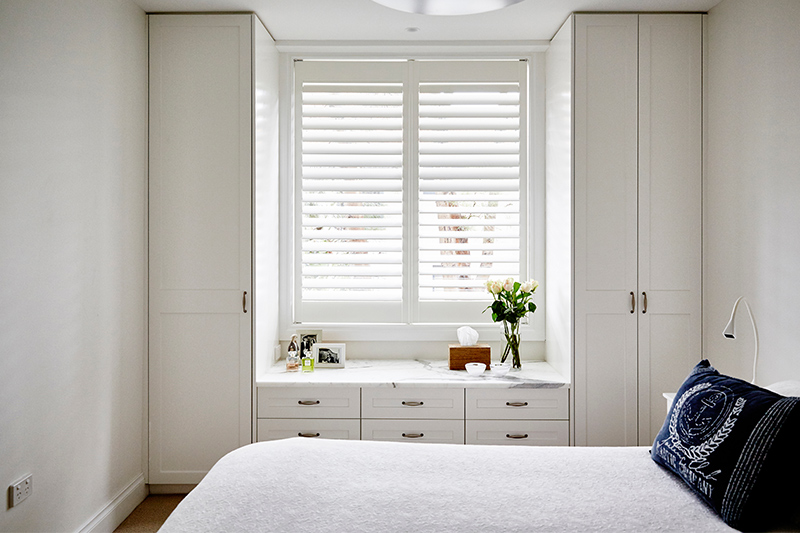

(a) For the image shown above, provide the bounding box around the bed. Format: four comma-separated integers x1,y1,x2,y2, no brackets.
159,438,734,533
159,363,798,532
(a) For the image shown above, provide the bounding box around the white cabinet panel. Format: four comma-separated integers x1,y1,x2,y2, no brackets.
573,14,640,447
361,419,464,444
257,419,360,442
148,14,278,485
466,388,568,420
569,14,702,447
466,420,569,446
637,14,703,445
362,388,464,420
258,387,360,419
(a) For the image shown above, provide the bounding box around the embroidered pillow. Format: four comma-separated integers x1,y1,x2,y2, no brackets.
651,360,800,531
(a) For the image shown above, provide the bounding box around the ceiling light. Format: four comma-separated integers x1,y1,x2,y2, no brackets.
372,0,526,16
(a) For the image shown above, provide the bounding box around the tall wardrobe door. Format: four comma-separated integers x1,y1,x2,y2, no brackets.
637,14,703,444
148,15,252,484
573,15,640,446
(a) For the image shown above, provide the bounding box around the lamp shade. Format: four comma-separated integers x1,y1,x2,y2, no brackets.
371,0,526,16
722,296,759,383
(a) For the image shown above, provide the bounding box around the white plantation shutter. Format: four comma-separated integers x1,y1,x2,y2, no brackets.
417,61,526,323
294,60,528,324
295,61,405,323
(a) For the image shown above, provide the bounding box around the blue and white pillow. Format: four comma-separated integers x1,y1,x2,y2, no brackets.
651,360,800,531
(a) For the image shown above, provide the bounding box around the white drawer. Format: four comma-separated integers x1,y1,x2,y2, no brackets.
258,386,360,419
466,388,568,420
257,418,361,442
361,419,464,444
361,388,463,419
466,420,569,446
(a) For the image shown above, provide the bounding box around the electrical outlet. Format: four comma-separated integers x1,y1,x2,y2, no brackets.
8,474,32,508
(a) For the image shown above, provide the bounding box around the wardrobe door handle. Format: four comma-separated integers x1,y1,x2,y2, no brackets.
642,292,648,314
243,291,248,313
402,401,424,407
298,400,321,406
506,433,529,439
298,432,320,438
630,291,636,314
402,433,424,439
506,401,528,407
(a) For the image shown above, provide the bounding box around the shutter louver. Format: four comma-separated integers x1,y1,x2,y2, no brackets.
418,81,522,301
300,81,404,303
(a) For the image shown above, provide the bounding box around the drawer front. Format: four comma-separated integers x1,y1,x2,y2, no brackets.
466,420,569,446
257,419,361,442
258,386,360,419
466,388,568,420
362,388,464,419
362,419,464,444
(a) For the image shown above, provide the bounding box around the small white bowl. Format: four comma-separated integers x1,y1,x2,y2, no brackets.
465,362,486,376
491,362,511,377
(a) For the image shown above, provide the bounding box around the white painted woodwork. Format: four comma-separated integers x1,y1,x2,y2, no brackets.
637,14,703,444
544,16,574,388
570,14,702,446
256,419,361,442
573,14,640,447
361,388,464,419
361,419,465,444
258,386,361,419
149,14,262,484
466,420,569,446
465,388,569,420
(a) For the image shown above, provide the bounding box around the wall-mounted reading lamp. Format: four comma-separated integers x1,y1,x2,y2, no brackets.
722,296,759,384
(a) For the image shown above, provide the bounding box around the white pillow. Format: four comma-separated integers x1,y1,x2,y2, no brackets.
764,380,800,397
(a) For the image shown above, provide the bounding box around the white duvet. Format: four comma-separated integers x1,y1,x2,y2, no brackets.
159,438,734,532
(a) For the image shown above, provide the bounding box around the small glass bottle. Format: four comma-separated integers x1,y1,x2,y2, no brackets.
301,350,315,373
286,334,300,372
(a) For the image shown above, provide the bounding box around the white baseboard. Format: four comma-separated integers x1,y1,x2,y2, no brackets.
148,483,196,495
77,473,147,533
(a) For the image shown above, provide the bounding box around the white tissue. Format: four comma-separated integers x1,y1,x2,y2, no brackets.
457,326,479,346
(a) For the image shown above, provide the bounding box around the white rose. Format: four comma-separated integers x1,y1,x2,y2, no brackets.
520,281,532,293
530,279,539,292
503,278,514,292
489,280,502,294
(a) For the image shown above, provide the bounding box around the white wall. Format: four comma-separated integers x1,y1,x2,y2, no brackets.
705,0,800,385
0,0,148,531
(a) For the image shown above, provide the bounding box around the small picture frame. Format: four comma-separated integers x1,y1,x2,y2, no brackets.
313,343,346,368
296,329,322,360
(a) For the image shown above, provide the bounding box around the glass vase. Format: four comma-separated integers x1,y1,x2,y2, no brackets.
501,320,522,369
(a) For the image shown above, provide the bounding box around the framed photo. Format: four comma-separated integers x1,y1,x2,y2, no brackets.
296,329,322,360
313,343,346,368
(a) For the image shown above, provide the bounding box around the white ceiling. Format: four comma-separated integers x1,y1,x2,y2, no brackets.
132,0,721,42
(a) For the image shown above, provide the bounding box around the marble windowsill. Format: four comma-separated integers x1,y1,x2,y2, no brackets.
256,359,569,389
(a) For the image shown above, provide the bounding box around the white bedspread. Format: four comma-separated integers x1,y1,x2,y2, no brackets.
159,438,735,532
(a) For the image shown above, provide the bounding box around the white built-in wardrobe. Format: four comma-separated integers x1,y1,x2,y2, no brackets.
148,13,279,486
546,14,703,446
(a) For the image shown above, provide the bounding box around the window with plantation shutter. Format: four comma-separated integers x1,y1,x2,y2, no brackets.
294,60,529,325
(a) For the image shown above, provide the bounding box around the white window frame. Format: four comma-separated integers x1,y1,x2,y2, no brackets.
277,44,546,343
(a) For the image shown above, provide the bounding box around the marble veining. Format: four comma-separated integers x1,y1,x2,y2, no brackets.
257,359,569,389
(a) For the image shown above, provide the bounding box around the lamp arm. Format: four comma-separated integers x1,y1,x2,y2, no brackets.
740,298,759,384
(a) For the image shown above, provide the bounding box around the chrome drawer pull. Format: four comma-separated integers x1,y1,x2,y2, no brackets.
506,433,529,439
298,432,320,438
506,401,528,407
298,400,321,406
402,401,424,407
402,433,424,439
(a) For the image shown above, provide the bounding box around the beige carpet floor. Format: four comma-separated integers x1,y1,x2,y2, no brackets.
114,495,185,533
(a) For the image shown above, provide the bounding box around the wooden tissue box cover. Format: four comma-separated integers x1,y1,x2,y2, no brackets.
449,344,491,370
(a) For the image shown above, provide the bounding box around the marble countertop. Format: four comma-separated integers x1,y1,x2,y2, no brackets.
256,359,569,389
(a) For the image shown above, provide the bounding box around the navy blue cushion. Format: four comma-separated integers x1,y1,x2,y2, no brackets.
651,360,800,531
